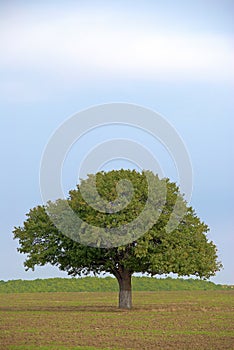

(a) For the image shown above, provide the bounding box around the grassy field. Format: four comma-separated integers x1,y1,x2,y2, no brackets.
0,291,233,350
0,277,227,293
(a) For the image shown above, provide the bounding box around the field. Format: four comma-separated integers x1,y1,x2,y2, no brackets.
0,290,233,350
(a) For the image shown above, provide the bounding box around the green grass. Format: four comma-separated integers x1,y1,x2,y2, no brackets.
0,290,233,350
0,276,230,293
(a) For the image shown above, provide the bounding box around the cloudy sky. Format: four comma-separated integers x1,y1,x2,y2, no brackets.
0,1,233,284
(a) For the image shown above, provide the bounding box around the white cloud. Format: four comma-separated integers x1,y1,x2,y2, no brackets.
0,8,233,83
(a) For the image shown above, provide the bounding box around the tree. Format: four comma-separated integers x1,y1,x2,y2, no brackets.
13,170,221,309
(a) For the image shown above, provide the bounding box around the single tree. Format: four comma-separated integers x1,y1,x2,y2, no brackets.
13,170,221,309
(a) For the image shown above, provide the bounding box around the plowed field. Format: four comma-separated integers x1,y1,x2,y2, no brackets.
0,291,233,349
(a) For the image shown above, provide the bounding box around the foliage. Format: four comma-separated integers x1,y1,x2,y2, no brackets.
13,169,222,281
0,277,228,294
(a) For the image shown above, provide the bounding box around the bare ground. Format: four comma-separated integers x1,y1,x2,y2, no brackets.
0,291,233,349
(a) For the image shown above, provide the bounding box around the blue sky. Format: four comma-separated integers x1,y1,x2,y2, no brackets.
0,1,233,284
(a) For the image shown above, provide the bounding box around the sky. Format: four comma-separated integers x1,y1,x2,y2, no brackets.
0,0,233,284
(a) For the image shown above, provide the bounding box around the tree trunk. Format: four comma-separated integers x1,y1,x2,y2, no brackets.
114,267,132,309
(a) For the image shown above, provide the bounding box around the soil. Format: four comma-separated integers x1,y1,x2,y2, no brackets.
0,291,233,349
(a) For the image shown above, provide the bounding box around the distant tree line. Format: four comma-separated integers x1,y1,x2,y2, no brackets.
0,277,228,293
